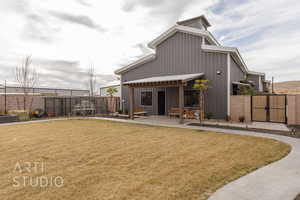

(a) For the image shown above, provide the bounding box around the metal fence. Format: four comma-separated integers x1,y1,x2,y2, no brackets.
44,96,120,117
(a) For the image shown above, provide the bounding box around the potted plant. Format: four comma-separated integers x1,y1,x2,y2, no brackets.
239,116,245,123
205,112,213,120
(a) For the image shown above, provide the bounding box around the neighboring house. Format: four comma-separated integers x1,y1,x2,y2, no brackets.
115,15,268,120
99,85,121,97
0,86,89,96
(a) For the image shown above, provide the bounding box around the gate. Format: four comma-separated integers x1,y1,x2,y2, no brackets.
251,95,287,123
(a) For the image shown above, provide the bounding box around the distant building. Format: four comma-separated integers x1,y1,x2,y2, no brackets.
0,86,89,96
100,84,121,97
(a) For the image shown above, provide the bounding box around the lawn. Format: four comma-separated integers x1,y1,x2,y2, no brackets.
0,119,290,200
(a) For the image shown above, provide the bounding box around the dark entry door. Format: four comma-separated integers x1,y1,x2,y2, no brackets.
252,95,287,123
157,91,165,115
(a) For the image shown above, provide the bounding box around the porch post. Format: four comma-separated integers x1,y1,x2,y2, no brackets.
129,87,134,120
179,84,184,124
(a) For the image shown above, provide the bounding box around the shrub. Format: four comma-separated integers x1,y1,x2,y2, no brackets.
8,110,30,121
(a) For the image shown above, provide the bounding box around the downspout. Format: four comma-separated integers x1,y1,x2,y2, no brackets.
227,53,231,118
120,75,123,111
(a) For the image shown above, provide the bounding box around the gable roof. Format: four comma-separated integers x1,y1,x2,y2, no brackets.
177,15,211,27
201,45,265,76
115,54,156,75
115,25,219,75
115,16,265,76
148,25,220,49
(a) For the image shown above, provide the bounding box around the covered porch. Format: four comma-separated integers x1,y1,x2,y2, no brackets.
123,73,204,124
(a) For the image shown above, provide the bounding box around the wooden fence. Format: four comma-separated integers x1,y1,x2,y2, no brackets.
231,95,300,125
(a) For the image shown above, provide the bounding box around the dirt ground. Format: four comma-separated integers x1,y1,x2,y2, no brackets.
0,119,291,200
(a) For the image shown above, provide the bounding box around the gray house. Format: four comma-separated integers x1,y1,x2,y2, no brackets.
115,15,267,121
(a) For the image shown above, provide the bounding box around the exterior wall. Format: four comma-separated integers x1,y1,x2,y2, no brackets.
183,20,207,30
230,57,246,94
287,95,300,125
248,74,263,92
121,32,228,119
0,94,44,114
230,95,251,122
100,85,121,97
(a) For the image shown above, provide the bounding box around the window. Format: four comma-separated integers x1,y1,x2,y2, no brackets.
141,91,152,106
184,90,200,107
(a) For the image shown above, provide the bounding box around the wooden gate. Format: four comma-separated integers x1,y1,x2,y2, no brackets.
251,95,287,123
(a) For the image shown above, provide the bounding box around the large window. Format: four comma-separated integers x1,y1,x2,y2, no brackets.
184,90,200,107
141,91,152,106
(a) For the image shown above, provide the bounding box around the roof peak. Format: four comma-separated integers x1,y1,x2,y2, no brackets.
177,15,211,28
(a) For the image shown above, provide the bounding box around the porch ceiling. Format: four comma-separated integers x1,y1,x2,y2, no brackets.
123,73,204,88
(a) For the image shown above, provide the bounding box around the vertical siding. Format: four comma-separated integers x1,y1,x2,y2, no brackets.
248,74,261,91
122,32,228,119
230,57,246,94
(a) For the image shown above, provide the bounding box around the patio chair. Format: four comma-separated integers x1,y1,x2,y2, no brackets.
168,108,181,117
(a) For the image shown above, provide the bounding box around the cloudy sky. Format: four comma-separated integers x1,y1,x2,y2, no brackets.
0,0,299,90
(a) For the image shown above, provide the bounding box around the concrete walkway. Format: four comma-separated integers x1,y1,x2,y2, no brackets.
1,117,300,200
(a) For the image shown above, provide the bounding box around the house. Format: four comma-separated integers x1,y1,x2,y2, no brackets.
115,15,268,122
0,86,89,96
99,84,121,97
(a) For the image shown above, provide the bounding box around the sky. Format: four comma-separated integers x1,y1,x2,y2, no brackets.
0,0,299,90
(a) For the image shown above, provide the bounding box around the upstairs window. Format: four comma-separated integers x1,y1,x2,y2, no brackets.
141,91,152,106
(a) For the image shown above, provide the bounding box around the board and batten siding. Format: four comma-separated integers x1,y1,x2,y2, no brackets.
248,74,264,92
230,57,246,94
122,32,228,119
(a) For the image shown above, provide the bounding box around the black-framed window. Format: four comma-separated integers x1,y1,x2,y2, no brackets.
141,91,152,106
184,90,200,107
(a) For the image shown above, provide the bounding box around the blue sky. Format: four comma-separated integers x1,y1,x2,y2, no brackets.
0,0,299,89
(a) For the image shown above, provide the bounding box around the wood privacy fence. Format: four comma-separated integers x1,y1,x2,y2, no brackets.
231,95,300,125
0,95,120,117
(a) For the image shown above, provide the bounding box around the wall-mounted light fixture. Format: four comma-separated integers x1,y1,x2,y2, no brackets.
216,70,222,75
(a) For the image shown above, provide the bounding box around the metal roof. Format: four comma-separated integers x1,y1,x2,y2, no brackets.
177,15,211,27
123,73,204,85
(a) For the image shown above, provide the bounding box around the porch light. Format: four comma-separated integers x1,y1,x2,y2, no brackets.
216,70,222,75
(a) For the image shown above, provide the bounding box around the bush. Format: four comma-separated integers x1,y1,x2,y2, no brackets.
8,110,30,121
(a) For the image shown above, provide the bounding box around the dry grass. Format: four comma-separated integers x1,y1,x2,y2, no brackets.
0,119,290,200
273,81,300,94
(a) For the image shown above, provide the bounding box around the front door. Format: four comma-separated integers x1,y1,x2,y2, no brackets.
157,91,165,115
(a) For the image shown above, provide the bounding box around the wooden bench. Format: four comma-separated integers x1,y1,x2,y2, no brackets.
134,107,148,116
168,108,181,117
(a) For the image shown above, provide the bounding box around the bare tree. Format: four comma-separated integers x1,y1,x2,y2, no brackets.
87,63,96,97
15,55,39,111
